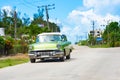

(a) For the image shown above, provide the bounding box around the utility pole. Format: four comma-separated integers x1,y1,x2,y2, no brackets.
84,32,88,40
92,20,95,37
38,4,55,31
55,18,58,32
14,10,17,40
45,5,49,30
92,20,95,45
0,10,2,21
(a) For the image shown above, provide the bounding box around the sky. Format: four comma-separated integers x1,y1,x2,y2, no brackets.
0,0,120,43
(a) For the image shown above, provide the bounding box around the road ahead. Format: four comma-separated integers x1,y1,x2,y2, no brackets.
0,45,120,80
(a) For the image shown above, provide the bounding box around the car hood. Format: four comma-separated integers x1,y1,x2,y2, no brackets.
29,42,60,51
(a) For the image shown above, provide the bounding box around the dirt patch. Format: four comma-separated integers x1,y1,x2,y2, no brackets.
0,53,29,60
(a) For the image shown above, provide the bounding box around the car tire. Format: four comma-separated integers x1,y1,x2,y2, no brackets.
59,56,65,61
30,59,36,63
41,58,45,61
66,53,70,59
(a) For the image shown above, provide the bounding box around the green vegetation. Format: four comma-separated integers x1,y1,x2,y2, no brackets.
0,7,60,56
78,40,88,46
78,22,120,48
0,36,5,54
102,22,120,47
0,54,29,68
0,7,60,67
0,36,29,56
89,44,109,48
0,7,60,37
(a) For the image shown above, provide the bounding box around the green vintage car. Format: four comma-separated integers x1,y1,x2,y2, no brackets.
28,32,72,63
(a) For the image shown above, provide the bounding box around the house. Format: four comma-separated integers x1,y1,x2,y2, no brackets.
0,28,5,36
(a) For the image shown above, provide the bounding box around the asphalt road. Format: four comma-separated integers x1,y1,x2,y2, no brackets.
0,45,120,80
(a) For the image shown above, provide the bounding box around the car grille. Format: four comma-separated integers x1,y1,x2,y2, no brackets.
30,50,60,56
38,52,51,56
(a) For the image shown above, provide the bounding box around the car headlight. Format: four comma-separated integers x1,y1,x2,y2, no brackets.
29,46,34,50
57,44,61,49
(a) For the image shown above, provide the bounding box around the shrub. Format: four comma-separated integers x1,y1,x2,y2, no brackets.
114,41,120,47
4,36,14,55
13,39,28,54
0,36,28,56
0,36,5,55
13,44,28,54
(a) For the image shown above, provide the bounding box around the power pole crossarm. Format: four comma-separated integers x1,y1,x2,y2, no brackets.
45,5,50,30
38,4,55,31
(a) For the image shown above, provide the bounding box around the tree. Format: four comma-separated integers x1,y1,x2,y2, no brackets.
0,8,23,37
102,22,120,47
49,22,60,32
0,36,5,55
88,34,96,45
22,13,30,26
31,8,60,32
0,7,60,39
29,24,42,36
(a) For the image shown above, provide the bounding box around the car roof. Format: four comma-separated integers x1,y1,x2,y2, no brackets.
37,32,63,36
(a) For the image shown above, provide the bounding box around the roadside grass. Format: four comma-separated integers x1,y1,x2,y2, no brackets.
89,44,109,48
0,54,29,68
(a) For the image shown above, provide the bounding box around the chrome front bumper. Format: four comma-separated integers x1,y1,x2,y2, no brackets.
28,50,64,59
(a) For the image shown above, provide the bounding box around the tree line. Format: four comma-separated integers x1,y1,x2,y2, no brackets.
0,8,60,38
102,22,120,47
79,22,120,47
0,7,60,56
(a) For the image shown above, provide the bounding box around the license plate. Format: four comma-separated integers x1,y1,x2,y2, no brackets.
41,55,49,57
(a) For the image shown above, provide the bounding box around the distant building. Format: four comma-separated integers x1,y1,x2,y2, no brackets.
89,29,103,38
0,28,5,36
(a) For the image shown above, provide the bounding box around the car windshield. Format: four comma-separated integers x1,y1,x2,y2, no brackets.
36,35,61,43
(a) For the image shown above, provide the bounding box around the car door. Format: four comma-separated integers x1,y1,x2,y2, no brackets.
61,35,71,55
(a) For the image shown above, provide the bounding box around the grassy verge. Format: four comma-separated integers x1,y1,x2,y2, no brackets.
89,44,109,48
0,54,29,68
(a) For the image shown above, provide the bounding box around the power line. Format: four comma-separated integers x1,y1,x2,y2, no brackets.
24,0,38,7
38,4,55,30
21,0,46,8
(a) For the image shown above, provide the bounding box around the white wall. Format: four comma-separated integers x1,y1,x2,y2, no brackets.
0,28,5,36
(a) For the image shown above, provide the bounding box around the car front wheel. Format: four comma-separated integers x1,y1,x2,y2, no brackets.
59,56,65,61
66,53,70,59
30,59,36,63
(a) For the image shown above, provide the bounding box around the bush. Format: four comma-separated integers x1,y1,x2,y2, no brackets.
114,41,120,47
0,36,5,55
12,39,28,54
4,36,14,55
81,40,87,45
13,44,28,54
0,36,29,56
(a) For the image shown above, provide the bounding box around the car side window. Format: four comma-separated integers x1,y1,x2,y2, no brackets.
36,36,39,43
61,35,67,41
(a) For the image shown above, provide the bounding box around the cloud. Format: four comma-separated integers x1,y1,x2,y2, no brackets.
49,18,62,27
1,6,12,16
60,0,120,43
61,25,83,43
1,6,12,11
83,0,120,15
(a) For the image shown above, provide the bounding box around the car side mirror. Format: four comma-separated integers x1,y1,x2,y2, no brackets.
61,35,67,42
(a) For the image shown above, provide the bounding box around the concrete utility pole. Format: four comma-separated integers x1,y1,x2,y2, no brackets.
84,32,88,40
91,20,95,45
45,5,49,30
38,4,55,31
14,10,17,40
55,18,58,32
92,20,95,37
0,10,2,21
